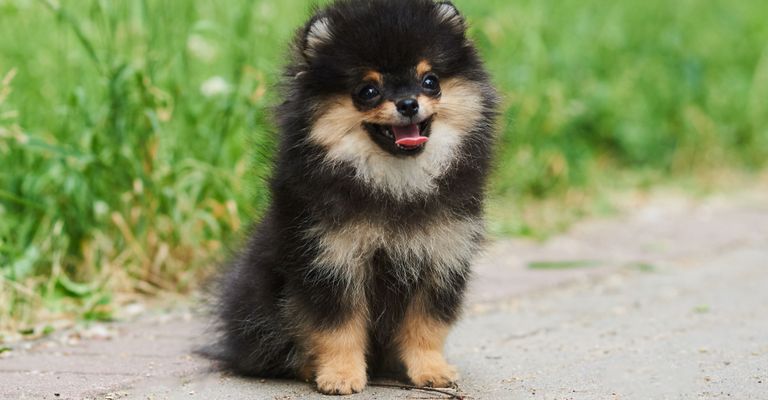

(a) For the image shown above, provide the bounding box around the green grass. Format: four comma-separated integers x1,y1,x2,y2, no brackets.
1,0,767,331
528,260,602,270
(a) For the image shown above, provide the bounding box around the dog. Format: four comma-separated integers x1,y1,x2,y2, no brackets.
206,0,498,394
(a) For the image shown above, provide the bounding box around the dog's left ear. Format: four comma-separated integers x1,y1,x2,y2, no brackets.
435,1,465,30
302,15,332,61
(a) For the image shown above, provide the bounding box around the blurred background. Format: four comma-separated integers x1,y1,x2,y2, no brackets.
1,0,767,334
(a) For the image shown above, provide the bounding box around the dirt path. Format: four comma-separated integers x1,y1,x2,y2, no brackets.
3,189,767,399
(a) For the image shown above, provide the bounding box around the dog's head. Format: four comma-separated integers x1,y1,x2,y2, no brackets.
291,0,495,199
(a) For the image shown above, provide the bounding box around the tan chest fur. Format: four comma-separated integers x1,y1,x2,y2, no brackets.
304,215,484,295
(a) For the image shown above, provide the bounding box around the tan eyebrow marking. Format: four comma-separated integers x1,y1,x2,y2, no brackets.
416,60,432,77
364,70,383,85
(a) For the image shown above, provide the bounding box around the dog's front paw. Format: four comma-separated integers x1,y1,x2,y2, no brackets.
406,353,459,388
315,367,367,395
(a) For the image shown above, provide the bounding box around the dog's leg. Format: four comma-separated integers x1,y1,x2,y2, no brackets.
308,312,369,395
395,296,458,388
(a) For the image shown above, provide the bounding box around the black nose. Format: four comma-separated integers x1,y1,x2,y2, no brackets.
396,98,419,117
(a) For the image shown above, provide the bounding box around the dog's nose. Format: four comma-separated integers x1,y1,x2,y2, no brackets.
396,98,419,117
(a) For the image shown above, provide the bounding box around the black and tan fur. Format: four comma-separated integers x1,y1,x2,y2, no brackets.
206,0,498,394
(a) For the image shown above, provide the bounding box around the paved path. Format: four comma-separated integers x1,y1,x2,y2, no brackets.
2,190,767,399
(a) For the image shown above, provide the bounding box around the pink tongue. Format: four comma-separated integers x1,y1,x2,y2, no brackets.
392,124,429,147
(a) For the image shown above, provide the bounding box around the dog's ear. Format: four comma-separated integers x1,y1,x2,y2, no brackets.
435,1,465,30
302,15,332,61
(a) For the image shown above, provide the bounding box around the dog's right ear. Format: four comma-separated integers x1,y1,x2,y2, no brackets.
302,15,332,62
435,1,465,31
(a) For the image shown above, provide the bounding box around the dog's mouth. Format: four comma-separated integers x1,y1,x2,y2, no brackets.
364,117,433,153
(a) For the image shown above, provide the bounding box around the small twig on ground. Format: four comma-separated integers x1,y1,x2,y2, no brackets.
368,382,468,399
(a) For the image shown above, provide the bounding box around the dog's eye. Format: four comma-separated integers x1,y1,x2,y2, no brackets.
357,85,381,101
422,74,440,92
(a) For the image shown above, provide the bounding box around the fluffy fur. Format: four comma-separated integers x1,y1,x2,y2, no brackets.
206,0,498,394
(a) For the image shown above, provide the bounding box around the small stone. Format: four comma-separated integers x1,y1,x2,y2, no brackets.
81,325,115,340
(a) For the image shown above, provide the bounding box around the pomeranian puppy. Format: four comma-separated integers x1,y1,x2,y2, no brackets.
207,0,498,395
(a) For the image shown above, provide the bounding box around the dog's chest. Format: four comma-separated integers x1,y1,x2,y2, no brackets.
306,215,483,286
